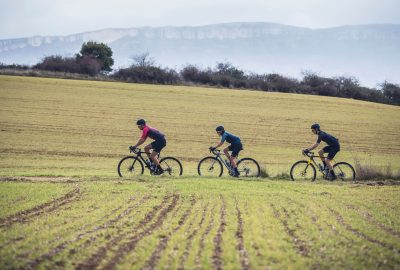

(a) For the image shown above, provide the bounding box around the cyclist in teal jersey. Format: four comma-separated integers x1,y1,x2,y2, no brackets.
210,126,243,177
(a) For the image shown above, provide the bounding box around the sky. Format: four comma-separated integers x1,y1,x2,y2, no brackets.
1,0,400,39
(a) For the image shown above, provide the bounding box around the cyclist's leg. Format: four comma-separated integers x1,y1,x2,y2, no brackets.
223,146,232,161
151,139,166,169
319,147,328,165
144,144,153,159
326,146,339,179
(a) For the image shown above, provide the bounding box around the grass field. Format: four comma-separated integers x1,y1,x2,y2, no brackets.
0,75,400,269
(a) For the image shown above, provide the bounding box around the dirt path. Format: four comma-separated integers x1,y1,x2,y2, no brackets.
97,193,180,270
212,195,227,270
270,204,309,257
235,197,251,270
21,194,151,269
141,196,197,270
0,186,81,228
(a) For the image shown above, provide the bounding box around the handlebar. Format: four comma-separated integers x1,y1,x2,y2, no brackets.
129,147,142,154
209,147,221,155
302,150,314,157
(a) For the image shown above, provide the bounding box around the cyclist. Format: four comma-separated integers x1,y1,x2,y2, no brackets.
130,119,166,174
303,123,340,180
210,126,243,177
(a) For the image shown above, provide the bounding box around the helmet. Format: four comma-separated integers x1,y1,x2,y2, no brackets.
216,125,225,132
136,119,146,125
311,123,320,130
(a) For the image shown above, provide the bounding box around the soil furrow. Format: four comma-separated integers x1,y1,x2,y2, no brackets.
0,187,81,228
75,194,176,270
21,195,150,270
235,198,251,270
141,196,197,270
329,208,399,253
346,205,400,238
178,202,209,270
195,204,216,270
97,193,180,270
212,195,226,270
270,204,309,257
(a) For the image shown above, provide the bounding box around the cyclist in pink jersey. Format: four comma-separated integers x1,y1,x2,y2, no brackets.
130,119,166,174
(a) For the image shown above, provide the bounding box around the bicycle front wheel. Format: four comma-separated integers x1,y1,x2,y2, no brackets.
333,162,356,181
118,156,144,177
198,157,223,177
290,161,316,181
159,157,183,176
237,158,260,177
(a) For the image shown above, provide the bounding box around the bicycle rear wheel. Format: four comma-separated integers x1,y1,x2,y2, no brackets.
118,156,144,177
159,157,183,176
290,161,316,181
198,157,223,177
333,162,356,181
237,158,260,177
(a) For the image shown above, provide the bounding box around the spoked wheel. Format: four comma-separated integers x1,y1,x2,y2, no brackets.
159,157,183,176
198,157,223,177
118,156,144,177
237,158,260,177
290,161,316,181
333,162,356,181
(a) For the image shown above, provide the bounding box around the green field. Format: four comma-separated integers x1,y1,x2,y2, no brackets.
1,75,400,269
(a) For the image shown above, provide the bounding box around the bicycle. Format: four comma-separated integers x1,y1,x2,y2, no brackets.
198,148,260,177
118,148,183,177
290,151,355,181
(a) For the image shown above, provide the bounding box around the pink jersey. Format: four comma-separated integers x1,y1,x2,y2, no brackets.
141,125,165,140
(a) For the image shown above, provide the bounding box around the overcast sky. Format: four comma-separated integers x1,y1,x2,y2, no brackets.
1,0,400,39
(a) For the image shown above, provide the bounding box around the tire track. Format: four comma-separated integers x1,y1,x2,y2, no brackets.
0,186,81,228
177,201,208,270
141,196,197,270
94,193,180,270
270,204,309,257
212,195,226,270
346,205,400,238
21,195,150,270
329,207,399,253
195,204,216,270
235,197,251,270
75,193,178,270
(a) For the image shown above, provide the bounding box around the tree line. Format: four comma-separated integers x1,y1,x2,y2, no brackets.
1,41,399,106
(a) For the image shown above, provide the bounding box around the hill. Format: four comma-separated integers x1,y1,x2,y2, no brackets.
1,22,400,87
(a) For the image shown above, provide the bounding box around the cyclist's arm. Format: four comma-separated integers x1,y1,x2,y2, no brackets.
133,138,146,148
307,143,319,151
213,141,224,149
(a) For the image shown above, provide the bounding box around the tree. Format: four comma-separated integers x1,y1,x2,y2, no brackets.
78,41,114,72
381,81,400,105
130,53,155,68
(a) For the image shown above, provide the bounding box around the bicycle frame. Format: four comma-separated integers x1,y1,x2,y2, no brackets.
210,149,236,174
130,148,159,173
303,151,334,177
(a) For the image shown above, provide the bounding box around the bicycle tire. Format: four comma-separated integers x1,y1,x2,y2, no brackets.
118,156,144,177
333,162,356,181
159,157,183,176
237,158,261,177
290,160,316,181
198,156,223,177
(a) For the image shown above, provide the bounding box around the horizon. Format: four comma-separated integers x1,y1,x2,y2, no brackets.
1,0,400,39
2,21,400,40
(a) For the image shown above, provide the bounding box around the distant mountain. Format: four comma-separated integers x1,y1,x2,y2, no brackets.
1,22,399,87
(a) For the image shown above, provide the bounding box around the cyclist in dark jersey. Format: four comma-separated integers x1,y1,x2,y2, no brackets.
210,126,243,177
130,119,166,174
304,123,340,180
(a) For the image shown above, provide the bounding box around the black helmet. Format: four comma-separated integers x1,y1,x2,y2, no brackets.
216,125,225,132
311,123,320,130
136,119,146,125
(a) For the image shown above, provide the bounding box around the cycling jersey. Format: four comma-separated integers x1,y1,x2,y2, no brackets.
317,131,339,146
141,126,165,141
221,132,241,144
